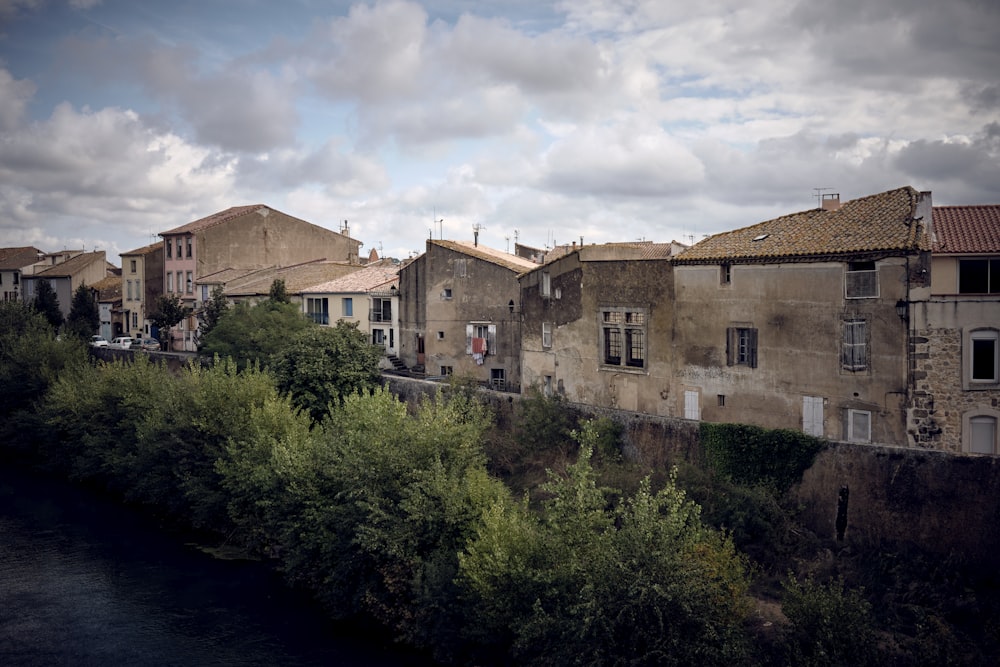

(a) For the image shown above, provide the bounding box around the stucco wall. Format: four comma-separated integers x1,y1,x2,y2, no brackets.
673,259,910,444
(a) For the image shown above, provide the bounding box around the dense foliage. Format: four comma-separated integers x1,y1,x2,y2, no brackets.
700,422,826,494
198,298,312,369
3,312,996,666
198,285,230,339
149,293,191,347
272,322,383,422
31,278,63,330
65,282,99,340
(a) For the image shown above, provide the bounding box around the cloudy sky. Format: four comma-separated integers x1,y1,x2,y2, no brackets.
1,0,998,265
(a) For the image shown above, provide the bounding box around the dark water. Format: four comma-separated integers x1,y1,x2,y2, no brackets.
0,466,435,666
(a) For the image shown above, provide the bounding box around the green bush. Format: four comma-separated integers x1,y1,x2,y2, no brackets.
700,422,825,494
781,574,878,667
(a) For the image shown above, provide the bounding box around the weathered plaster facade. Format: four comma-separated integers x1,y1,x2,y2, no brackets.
398,240,536,390
520,243,677,415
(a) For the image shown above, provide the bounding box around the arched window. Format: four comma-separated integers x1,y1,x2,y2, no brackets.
963,409,1000,455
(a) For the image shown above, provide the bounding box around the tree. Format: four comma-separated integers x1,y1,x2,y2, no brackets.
272,321,383,422
199,299,312,370
268,278,289,303
149,293,190,350
65,282,99,340
458,422,753,666
32,279,63,331
198,285,229,341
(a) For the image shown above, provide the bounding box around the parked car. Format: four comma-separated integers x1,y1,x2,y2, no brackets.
109,336,134,349
90,335,109,347
136,337,160,352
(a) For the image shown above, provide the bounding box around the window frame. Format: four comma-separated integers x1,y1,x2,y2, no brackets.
342,297,353,317
958,258,1000,294
847,409,872,443
845,261,879,299
542,321,552,348
841,318,868,372
600,307,647,371
964,410,1000,455
963,326,1000,390
726,326,758,368
541,271,551,297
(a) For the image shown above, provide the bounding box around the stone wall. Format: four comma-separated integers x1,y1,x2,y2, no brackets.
386,374,1000,564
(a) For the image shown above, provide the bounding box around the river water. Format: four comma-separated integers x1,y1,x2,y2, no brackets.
0,465,435,666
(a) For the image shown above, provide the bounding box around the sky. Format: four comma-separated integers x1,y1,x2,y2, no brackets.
1,0,998,266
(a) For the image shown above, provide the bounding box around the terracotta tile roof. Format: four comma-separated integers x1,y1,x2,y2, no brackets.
302,264,400,294
160,205,267,236
0,246,43,270
222,261,364,296
120,241,163,257
32,251,107,277
931,205,1000,254
432,240,539,273
673,186,929,264
90,275,122,300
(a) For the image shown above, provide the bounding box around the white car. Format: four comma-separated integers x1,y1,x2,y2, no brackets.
109,336,134,349
90,335,109,347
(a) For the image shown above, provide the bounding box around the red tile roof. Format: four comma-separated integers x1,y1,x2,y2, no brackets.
674,186,929,264
932,205,1000,254
0,246,43,270
160,205,269,236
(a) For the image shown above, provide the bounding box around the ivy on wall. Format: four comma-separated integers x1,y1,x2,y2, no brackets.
700,422,826,494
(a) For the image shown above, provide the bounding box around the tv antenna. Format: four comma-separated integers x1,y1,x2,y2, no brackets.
813,188,834,208
472,223,486,247
433,207,443,240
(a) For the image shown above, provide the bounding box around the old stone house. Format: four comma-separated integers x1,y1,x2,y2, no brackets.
910,204,1000,453
398,240,537,391
519,242,684,413
0,246,44,303
671,186,932,446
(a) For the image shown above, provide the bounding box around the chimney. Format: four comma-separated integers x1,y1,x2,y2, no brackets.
821,193,841,211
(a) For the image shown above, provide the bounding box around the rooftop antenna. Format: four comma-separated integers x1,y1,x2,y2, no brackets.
514,229,519,244
472,223,486,247
505,234,511,253
433,207,444,240
813,188,833,208
340,219,350,237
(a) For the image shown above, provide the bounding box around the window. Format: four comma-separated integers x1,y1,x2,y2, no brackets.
842,319,868,371
342,297,353,316
130,259,137,273
166,272,174,293
542,322,552,348
454,259,467,278
442,288,452,300
186,236,192,258
132,312,138,328
803,396,824,437
721,264,731,285
126,279,133,301
437,331,445,340
166,240,172,259
466,323,497,356
201,285,209,301
440,366,453,376
958,259,1000,294
684,390,700,420
135,279,140,299
847,410,871,443
717,394,726,407
971,330,998,383
541,272,551,297
845,261,878,298
601,308,647,369
726,326,758,367
490,368,506,391
185,271,193,294
373,329,385,346
965,411,1000,454
307,297,329,325
175,239,182,259
371,298,392,322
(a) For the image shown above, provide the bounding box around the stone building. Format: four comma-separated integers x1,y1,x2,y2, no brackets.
671,187,932,445
398,240,537,391
519,242,683,413
910,204,1000,453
